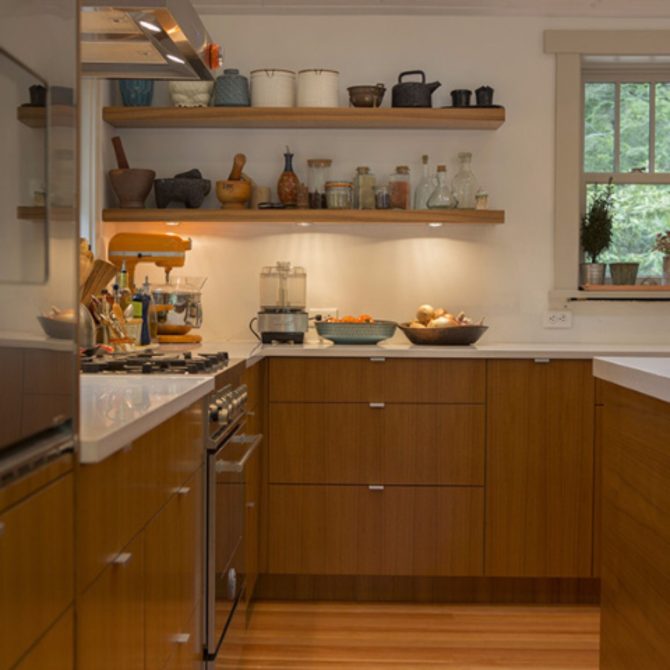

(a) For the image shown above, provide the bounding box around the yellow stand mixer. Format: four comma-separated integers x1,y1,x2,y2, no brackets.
108,232,203,344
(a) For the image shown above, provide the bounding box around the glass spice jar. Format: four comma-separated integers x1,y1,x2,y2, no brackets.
307,158,331,209
325,181,353,209
354,166,376,209
389,165,411,209
375,185,391,209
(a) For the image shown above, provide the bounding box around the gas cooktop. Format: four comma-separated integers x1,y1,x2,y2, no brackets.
81,350,229,375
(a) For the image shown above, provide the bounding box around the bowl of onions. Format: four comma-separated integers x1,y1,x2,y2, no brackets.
398,304,487,346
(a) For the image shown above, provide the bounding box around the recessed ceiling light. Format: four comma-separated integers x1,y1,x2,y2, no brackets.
296,222,312,227
165,221,180,227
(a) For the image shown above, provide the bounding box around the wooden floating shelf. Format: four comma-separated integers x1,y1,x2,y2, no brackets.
16,105,76,128
102,106,506,130
102,208,505,225
17,206,74,221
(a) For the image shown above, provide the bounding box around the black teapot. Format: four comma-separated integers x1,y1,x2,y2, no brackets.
392,70,441,108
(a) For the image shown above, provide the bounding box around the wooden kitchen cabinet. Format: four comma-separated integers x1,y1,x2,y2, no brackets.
485,359,596,578
14,607,73,670
245,443,261,602
77,534,145,670
268,484,483,577
0,471,73,670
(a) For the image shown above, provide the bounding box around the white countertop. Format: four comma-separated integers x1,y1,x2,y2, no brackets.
593,357,670,404
0,330,74,352
79,375,214,464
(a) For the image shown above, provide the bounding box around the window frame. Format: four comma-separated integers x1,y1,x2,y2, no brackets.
544,30,670,304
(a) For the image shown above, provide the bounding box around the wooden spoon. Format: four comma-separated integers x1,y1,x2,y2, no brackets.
228,153,246,181
112,136,130,170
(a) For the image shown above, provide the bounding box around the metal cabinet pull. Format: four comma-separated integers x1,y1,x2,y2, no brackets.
534,358,551,364
173,486,191,496
368,485,385,491
369,357,386,363
110,552,132,565
173,633,191,645
246,501,256,509
369,402,385,409
0,521,4,538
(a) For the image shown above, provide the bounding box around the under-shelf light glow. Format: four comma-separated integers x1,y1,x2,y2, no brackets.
138,20,161,33
166,54,185,64
296,222,312,227
165,221,180,227
427,222,443,228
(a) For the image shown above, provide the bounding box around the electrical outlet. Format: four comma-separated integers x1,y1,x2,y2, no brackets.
308,307,339,323
543,310,573,329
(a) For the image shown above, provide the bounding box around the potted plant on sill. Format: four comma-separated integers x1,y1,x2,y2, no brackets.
654,230,670,285
580,178,613,286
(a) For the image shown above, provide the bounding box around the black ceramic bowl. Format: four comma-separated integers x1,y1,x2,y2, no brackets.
154,178,211,209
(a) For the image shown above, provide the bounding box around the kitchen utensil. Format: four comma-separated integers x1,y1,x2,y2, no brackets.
392,71,441,108
347,84,386,108
475,85,494,106
109,136,155,208
398,323,488,346
154,169,211,209
216,179,252,208
80,238,94,288
79,259,118,306
277,147,299,206
228,153,246,180
450,89,472,107
152,276,205,335
213,68,250,106
297,69,339,107
316,320,396,344
250,69,296,107
119,79,154,106
112,136,129,170
168,81,213,107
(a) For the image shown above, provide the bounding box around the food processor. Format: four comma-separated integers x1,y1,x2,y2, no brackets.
254,261,308,344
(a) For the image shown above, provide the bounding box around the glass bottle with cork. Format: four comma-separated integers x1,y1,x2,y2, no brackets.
353,166,376,209
389,165,411,209
427,165,458,209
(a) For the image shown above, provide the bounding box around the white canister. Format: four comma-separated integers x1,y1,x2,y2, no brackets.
250,69,296,107
297,69,339,107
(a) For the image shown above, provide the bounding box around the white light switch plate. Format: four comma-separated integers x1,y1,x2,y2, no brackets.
543,310,573,329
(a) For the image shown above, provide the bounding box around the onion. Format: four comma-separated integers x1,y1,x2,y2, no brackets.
428,316,451,328
416,304,434,324
433,307,446,318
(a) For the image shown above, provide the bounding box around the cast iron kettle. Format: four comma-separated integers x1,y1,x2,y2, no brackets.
392,70,441,108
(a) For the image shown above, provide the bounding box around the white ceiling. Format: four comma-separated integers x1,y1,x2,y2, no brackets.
193,0,670,18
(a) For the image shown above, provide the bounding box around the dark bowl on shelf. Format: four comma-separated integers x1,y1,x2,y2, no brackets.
347,84,386,108
154,178,211,209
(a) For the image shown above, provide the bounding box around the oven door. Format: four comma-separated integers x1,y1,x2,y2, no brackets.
205,433,261,663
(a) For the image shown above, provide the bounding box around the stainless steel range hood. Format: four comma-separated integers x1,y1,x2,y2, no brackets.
81,0,222,80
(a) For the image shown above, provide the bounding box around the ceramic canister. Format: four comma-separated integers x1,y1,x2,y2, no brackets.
297,69,339,107
119,79,154,106
168,81,214,107
212,69,250,106
250,69,296,107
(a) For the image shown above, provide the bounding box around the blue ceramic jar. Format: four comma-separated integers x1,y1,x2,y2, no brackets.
119,79,154,106
212,69,250,107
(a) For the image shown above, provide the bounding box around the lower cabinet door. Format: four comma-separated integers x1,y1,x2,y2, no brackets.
15,607,73,670
268,484,484,576
77,534,144,670
164,604,202,670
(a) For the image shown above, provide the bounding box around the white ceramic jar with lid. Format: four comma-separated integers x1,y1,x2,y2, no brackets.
250,69,296,107
297,69,339,107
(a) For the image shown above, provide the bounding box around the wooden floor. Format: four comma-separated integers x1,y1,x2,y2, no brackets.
219,601,600,669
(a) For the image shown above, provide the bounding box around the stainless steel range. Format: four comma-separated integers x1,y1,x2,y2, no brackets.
80,349,229,374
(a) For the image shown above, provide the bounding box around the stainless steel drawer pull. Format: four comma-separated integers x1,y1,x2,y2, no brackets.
246,501,256,509
368,485,385,491
369,402,385,409
173,486,191,496
369,357,386,363
110,552,132,566
534,358,551,364
173,633,191,645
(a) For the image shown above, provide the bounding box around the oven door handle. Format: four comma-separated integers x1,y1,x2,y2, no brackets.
215,434,262,474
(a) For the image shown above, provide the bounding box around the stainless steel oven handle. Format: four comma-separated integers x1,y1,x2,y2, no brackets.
215,434,262,474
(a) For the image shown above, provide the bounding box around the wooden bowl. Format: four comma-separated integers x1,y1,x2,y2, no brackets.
216,179,252,209
109,168,156,208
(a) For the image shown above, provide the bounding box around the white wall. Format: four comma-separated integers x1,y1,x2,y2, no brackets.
105,14,670,344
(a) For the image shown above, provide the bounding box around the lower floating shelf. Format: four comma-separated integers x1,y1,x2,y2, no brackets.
581,283,670,292
102,208,505,225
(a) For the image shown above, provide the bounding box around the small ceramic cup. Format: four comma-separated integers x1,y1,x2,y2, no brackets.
450,89,472,107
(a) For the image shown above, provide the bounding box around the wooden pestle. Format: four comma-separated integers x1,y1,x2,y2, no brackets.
228,153,246,181
112,136,130,170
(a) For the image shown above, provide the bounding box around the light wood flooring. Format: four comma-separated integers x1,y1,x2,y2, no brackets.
219,601,600,669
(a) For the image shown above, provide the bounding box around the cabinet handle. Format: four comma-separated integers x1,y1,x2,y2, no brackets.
173,486,191,496
0,521,4,538
369,357,386,363
247,410,256,417
368,485,385,491
173,633,191,645
246,501,256,509
369,402,385,409
110,552,132,565
534,358,551,364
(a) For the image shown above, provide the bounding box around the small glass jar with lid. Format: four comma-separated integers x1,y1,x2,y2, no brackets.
325,181,353,209
389,165,411,209
353,166,376,209
307,158,331,209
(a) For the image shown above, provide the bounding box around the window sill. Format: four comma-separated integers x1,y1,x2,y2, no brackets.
550,288,670,306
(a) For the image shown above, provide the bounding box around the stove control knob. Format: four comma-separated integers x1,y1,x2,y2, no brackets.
208,404,220,422
218,406,229,424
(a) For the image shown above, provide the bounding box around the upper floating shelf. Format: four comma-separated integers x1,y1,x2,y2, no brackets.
102,106,506,130
17,106,76,128
102,208,505,225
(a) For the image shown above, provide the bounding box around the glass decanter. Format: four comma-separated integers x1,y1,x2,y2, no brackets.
427,165,457,209
451,152,479,209
414,154,437,210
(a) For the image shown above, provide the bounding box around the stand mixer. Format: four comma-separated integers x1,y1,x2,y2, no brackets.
254,261,308,344
108,232,204,344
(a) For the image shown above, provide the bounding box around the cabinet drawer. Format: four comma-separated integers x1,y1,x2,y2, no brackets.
269,403,484,486
77,534,144,670
268,484,484,577
0,473,73,670
242,361,263,411
269,358,485,403
164,603,202,670
15,607,73,670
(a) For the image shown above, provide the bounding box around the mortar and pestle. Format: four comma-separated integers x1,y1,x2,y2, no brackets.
216,153,252,209
109,136,156,208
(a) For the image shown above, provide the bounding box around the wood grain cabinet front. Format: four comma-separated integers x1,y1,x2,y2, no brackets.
14,607,73,670
268,484,484,577
485,359,596,578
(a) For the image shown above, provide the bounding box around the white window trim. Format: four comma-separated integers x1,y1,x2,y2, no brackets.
544,30,670,305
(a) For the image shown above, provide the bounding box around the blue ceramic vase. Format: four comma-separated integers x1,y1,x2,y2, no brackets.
212,69,250,107
119,79,154,106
